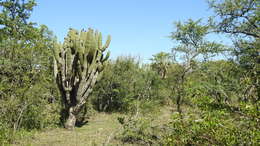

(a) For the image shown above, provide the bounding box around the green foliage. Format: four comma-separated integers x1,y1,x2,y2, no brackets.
0,122,11,145
208,0,259,38
115,4,260,144
0,0,59,144
171,19,224,62
91,56,167,113
163,98,259,145
184,60,242,104
91,56,142,112
0,0,259,145
209,0,260,104
150,52,172,79
118,116,164,145
169,19,224,115
0,0,37,40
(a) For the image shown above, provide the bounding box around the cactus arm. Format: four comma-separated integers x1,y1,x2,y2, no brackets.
101,35,111,51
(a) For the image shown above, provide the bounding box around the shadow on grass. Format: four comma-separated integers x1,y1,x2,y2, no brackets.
75,120,89,127
198,101,242,115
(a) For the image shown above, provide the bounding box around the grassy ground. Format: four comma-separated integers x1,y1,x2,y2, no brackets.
13,113,124,146
12,107,173,146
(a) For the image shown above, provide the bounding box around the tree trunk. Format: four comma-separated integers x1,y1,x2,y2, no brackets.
176,95,182,113
64,107,76,130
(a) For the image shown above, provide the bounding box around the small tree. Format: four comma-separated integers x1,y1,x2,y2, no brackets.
53,28,110,129
170,19,222,115
150,52,171,79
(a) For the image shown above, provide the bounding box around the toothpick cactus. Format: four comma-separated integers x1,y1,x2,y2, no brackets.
53,28,110,129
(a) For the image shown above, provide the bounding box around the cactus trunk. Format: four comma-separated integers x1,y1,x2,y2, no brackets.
64,107,76,130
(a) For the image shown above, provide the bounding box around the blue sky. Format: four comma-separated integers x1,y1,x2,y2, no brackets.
30,0,214,62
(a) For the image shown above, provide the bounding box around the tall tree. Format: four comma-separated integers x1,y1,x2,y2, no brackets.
0,0,58,143
209,0,259,103
53,28,110,129
170,19,222,115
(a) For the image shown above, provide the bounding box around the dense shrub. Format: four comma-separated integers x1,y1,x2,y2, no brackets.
91,56,168,113
117,115,165,145
164,97,260,145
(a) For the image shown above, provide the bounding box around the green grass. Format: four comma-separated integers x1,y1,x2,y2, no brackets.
12,113,123,146
13,104,252,146
11,107,173,146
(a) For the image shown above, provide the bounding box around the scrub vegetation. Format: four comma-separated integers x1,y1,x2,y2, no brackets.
0,0,259,145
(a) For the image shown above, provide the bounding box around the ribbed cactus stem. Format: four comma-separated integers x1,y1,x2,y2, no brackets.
102,35,111,51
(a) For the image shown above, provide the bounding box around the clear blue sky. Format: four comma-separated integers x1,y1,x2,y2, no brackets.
30,0,214,62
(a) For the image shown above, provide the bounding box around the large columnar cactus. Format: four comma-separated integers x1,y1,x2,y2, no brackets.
53,28,110,129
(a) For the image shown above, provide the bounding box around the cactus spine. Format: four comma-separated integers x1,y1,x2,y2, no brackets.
53,28,110,129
